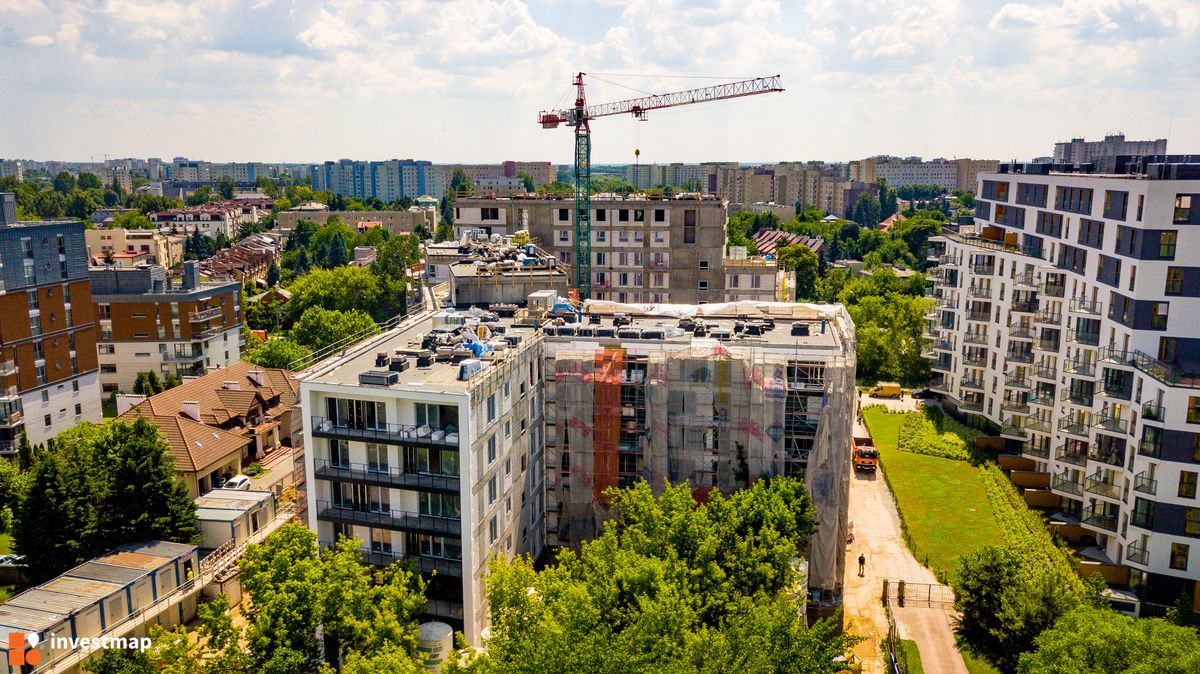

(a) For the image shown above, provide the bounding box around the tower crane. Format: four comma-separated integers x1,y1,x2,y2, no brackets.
538,73,783,300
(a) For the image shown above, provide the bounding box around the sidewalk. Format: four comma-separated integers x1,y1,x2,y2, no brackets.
842,398,968,674
250,445,296,493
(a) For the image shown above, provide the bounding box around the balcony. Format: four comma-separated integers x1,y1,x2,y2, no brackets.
0,361,16,377
1055,444,1088,466
1126,541,1149,566
1081,506,1119,532
1098,384,1132,401
1092,414,1129,434
360,549,464,577
1001,399,1031,415
311,416,460,447
1133,472,1157,495
313,459,459,494
316,500,461,536
1033,310,1062,326
969,285,993,299
966,310,992,322
1069,298,1102,316
963,331,988,345
931,378,953,394
931,359,954,374
959,399,984,412
936,297,958,309
1034,338,1061,353
1029,391,1055,408
1064,359,1096,377
1005,373,1031,389
1013,271,1037,288
1008,323,1034,339
960,378,985,391
1006,351,1034,364
939,254,959,267
163,350,205,362
1051,474,1084,496
1032,364,1057,380
1066,390,1094,407
1000,419,1027,439
943,230,1045,261
1010,300,1038,314
1142,402,1165,422
1084,473,1123,500
1038,282,1066,297
195,325,226,340
189,306,223,322
1097,345,1200,389
1087,445,1125,468
1021,441,1050,459
1137,437,1160,458
1068,329,1100,346
963,352,988,367
971,263,996,275
0,386,17,402
1059,418,1091,437
1025,417,1053,433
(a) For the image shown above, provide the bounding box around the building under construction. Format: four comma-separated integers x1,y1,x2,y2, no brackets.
541,300,856,605
444,232,571,307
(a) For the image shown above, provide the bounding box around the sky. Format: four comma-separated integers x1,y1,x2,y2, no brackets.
1,0,1198,165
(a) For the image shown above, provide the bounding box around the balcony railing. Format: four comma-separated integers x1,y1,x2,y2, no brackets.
335,544,465,577
1055,445,1088,466
943,230,1046,260
1133,472,1157,495
1066,391,1094,407
1098,385,1132,401
1005,374,1031,389
936,297,958,309
932,359,954,373
961,378,985,390
1010,300,1038,314
311,416,460,447
0,386,17,402
1013,271,1037,287
1068,330,1100,346
1138,437,1161,458
313,459,460,493
959,399,984,412
1008,323,1034,339
1001,400,1031,414
1126,541,1149,566
189,306,223,322
1038,282,1066,297
1006,351,1034,364
1081,506,1119,532
1034,338,1061,352
968,285,993,299
1097,345,1200,389
316,500,461,536
1032,364,1057,380
966,310,992,322
0,411,22,428
963,353,988,367
1025,417,1053,433
163,350,205,362
971,264,997,275
1059,418,1091,437
1087,446,1125,468
931,378,953,394
964,331,988,344
1069,298,1102,315
1029,392,1055,407
1033,310,1061,326
1021,441,1050,459
1064,359,1096,377
1084,473,1123,500
1000,420,1027,438
0,360,16,377
1051,474,1084,496
1142,402,1165,422
1092,414,1129,434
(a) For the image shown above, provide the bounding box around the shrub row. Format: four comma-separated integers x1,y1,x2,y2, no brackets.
897,411,972,461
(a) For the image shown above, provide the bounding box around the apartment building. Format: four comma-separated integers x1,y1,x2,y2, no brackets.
1054,135,1168,164
542,301,855,610
85,227,186,268
0,160,24,182
275,203,438,236
723,246,795,302
442,162,556,189
925,157,1200,610
300,310,547,641
454,194,728,304
90,262,243,392
0,194,103,448
148,203,262,240
310,159,444,201
851,157,1001,191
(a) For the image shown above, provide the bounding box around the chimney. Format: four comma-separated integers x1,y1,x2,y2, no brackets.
223,380,239,390
247,370,264,387
182,260,200,289
116,393,147,416
181,400,201,421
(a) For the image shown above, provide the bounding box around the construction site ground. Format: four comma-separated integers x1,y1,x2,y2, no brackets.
843,392,968,674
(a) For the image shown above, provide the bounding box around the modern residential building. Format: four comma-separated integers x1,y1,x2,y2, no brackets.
90,262,243,392
925,156,1200,611
851,157,1000,191
1054,135,1169,164
0,160,25,182
86,227,186,268
454,193,729,304
299,296,855,643
0,194,103,448
311,159,445,202
300,309,547,641
120,359,300,496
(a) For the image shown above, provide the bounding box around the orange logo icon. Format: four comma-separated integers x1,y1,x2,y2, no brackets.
9,631,42,667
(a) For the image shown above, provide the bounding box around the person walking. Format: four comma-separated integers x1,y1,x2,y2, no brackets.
858,553,866,577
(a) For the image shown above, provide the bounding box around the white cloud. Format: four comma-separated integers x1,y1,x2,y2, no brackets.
22,34,51,46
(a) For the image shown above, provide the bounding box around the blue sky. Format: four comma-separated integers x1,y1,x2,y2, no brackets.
1,0,1197,165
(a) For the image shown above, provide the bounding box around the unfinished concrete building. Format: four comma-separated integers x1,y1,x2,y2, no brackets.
443,233,571,307
540,301,856,606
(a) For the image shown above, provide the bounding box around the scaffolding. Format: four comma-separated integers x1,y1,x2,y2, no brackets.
548,309,855,594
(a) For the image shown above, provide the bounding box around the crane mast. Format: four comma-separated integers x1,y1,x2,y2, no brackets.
539,73,783,301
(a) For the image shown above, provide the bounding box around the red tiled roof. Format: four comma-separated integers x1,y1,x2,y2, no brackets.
752,230,826,257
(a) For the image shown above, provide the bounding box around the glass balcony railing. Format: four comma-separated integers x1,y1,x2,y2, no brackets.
1138,437,1161,458
1092,414,1129,434
1133,472,1157,495
964,331,988,344
1126,541,1149,566
1005,374,1031,389
1025,417,1053,433
1033,364,1057,380
1034,338,1061,352
1084,473,1123,500
1087,446,1125,468
1082,506,1119,532
1051,473,1084,496
1068,330,1100,346
1038,282,1066,297
1021,442,1050,459
1098,346,1200,389
1068,298,1103,315
1058,418,1091,437
1064,359,1096,377
1142,402,1165,422
959,399,984,412
966,310,992,322
1006,351,1034,364
1055,445,1088,466
961,378,985,390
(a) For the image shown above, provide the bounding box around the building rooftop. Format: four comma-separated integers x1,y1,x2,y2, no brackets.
458,192,726,203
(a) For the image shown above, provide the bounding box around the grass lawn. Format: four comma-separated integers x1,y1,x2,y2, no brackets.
863,407,1000,580
960,649,1002,674
899,639,925,674
0,533,11,554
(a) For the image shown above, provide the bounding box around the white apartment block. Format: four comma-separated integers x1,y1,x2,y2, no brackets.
300,311,546,643
926,158,1200,611
1054,135,1168,164
0,160,24,182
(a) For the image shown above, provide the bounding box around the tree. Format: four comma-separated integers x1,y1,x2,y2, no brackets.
287,265,402,322
450,168,472,197
52,171,77,194
256,175,280,198
851,191,882,228
185,186,213,206
214,176,236,200
776,244,819,301
77,173,102,190
1017,606,1200,673
373,235,419,281
245,338,312,369
516,171,535,192
294,247,311,274
111,210,155,229
265,261,281,288
291,307,379,352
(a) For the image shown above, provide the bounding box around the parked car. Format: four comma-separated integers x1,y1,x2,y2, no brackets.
867,383,903,398
911,388,935,399
223,474,252,490
0,555,16,565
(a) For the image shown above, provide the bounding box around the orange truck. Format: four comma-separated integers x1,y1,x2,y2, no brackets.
854,436,879,472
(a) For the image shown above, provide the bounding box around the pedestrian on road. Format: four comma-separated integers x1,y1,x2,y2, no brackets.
858,553,866,577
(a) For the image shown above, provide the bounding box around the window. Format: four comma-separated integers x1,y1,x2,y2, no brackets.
504,382,511,398
505,457,512,475
1189,509,1200,536
21,238,33,258
558,208,569,221
367,443,387,472
481,207,499,221
730,274,739,288
1160,231,1178,258
487,394,496,422
489,515,498,543
1166,267,1184,295
595,208,606,222
487,435,497,464
27,291,38,311
74,403,81,417
698,260,709,271
698,280,709,291
596,231,606,243
370,529,392,554
1175,195,1193,223
504,420,511,438
40,390,48,403
618,209,629,222
1151,302,1169,329
33,341,44,361
1171,543,1190,571
1182,472,1199,499
654,209,665,222
44,414,51,427
72,380,79,393
558,230,569,242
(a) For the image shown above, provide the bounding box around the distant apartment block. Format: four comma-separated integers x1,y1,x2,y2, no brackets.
86,228,185,268
91,261,243,393
149,202,265,240
454,194,729,304
443,162,556,189
310,159,445,202
851,157,1000,191
0,193,103,448
925,156,1200,611
0,160,24,182
1054,135,1168,164
275,201,438,236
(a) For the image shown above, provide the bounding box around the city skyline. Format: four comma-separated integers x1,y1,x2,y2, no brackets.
1,0,1197,164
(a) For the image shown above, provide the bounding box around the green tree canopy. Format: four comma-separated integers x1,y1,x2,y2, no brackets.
287,265,404,322
291,307,379,352
1017,606,1200,674
776,244,819,301
245,338,312,369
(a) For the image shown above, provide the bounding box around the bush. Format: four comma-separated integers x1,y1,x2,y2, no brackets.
243,462,263,477
897,411,971,461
